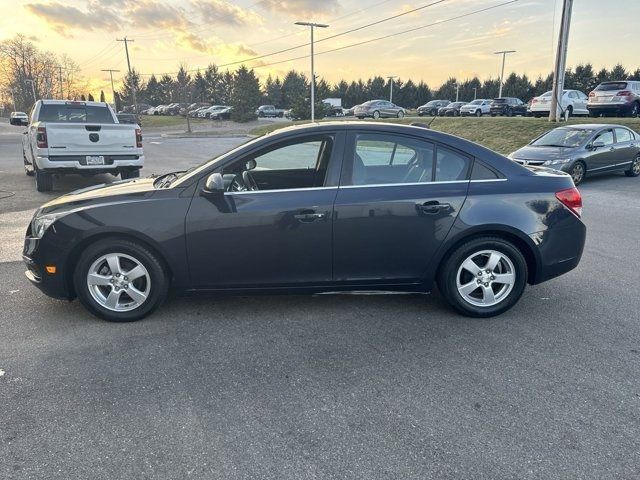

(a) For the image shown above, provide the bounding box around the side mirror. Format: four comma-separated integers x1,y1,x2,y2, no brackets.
591,141,605,150
204,172,224,193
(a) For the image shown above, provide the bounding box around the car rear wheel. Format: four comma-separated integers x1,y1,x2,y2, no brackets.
438,237,527,317
73,239,169,322
475,109,482,117
35,168,53,192
625,155,640,177
569,161,586,185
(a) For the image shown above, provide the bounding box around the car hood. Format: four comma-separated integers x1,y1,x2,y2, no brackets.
39,177,158,215
512,145,577,160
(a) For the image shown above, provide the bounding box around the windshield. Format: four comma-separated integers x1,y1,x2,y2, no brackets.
39,104,115,123
170,136,260,188
451,102,465,107
468,100,482,105
596,82,627,91
531,128,593,148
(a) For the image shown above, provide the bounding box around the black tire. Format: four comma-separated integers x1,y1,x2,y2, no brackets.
397,110,404,119
625,155,640,177
121,169,140,180
563,106,573,121
569,161,586,186
35,168,53,192
372,110,380,120
437,236,528,318
506,107,513,117
490,113,497,117
629,102,640,118
430,109,438,116
356,116,364,120
475,109,482,117
73,238,169,322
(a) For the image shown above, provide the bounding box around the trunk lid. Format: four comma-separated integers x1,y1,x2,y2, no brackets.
44,123,139,155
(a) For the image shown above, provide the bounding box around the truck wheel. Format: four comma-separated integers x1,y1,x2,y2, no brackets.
35,169,53,192
121,169,140,180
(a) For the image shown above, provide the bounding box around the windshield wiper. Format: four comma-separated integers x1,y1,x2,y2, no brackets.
533,144,570,148
153,171,183,188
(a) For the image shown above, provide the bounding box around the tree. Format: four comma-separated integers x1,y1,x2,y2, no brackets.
80,94,86,101
100,90,106,102
119,69,144,106
192,70,206,102
87,93,94,101
159,74,174,103
175,65,192,103
230,65,261,122
281,70,307,108
145,74,163,106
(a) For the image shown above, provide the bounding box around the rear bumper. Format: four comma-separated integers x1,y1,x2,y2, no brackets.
35,154,144,172
530,220,586,284
587,103,633,114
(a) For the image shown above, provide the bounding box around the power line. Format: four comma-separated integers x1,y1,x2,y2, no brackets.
139,0,452,76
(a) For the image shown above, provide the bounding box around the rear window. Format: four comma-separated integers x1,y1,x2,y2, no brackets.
39,104,115,123
492,98,507,103
595,82,628,91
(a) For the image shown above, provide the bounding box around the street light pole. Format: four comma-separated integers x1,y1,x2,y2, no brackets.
101,69,120,108
549,0,573,122
454,83,460,102
295,21,329,122
494,50,516,98
387,76,398,103
473,87,477,100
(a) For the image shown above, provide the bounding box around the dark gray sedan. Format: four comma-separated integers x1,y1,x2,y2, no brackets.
508,124,640,185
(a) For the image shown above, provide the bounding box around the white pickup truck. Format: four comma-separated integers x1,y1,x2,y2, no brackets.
22,100,144,192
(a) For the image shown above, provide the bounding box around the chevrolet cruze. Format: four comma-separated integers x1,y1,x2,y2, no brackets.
24,122,586,322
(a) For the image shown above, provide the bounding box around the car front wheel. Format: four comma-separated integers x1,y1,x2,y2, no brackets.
372,110,380,119
73,239,169,322
438,237,527,317
569,161,585,185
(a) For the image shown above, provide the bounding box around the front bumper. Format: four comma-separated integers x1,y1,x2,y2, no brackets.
23,234,73,300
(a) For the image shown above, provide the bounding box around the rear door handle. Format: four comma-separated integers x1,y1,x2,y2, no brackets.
294,211,326,222
417,201,450,214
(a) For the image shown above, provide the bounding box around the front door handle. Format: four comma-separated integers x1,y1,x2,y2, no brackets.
294,211,326,222
417,201,451,214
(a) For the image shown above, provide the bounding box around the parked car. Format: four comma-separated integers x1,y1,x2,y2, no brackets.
417,100,450,116
588,81,640,117
354,100,405,119
23,121,585,322
438,101,466,116
343,106,357,117
153,105,166,115
508,124,640,185
209,106,232,120
255,105,285,118
22,100,144,192
530,90,589,119
489,97,528,116
116,113,138,125
189,106,209,118
9,111,29,125
165,103,187,116
322,98,343,117
199,105,227,118
459,99,492,117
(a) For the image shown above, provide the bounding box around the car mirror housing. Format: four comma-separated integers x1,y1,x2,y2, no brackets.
591,141,605,149
204,172,224,193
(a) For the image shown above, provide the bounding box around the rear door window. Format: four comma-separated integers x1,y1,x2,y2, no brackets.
615,128,633,143
435,146,471,181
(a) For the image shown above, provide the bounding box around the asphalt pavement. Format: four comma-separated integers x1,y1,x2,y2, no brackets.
1,120,639,479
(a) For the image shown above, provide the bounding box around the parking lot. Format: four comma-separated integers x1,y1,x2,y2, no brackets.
1,119,639,479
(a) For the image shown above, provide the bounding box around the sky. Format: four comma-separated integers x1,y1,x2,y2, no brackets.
1,0,639,98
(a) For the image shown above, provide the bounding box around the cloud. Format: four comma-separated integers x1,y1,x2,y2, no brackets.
175,32,259,61
127,0,192,32
259,0,340,18
191,0,263,27
24,1,121,37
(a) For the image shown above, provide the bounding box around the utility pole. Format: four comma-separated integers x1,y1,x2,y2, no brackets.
494,50,516,98
101,69,120,108
295,22,329,122
473,87,477,100
116,37,137,115
25,79,37,103
549,0,573,122
387,75,398,103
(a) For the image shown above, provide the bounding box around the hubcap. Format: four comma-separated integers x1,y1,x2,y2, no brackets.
87,253,150,312
456,250,516,307
633,157,640,175
572,164,584,184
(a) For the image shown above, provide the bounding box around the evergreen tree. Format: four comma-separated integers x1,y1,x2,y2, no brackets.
175,65,192,103
281,70,308,108
120,69,144,106
415,81,432,106
159,74,174,103
230,65,261,122
366,76,386,99
192,70,206,102
87,93,94,101
609,64,628,80
203,64,220,103
80,94,86,101
145,74,163,106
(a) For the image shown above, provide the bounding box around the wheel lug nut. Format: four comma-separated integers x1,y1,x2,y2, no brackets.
484,282,489,287
124,276,128,281
477,272,482,276
490,276,495,280
477,279,481,284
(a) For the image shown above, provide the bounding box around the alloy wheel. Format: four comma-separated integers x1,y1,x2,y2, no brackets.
633,156,640,175
87,253,150,312
456,250,516,307
571,163,585,185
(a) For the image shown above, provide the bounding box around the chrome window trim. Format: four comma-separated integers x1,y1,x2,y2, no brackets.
224,186,337,195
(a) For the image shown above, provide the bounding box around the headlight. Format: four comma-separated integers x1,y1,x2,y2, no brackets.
507,152,516,159
543,158,570,166
31,212,66,239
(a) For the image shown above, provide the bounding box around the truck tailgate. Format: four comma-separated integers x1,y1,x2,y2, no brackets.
45,123,138,155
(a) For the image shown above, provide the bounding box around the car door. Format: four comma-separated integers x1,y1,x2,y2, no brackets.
614,127,638,169
185,131,345,288
587,128,616,172
332,131,470,284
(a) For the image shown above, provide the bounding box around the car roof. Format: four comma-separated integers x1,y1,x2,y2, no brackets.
562,124,626,130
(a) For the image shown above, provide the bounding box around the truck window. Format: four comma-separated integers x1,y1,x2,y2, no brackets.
38,104,115,123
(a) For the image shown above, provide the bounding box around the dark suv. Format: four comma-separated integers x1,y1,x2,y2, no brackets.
490,97,527,116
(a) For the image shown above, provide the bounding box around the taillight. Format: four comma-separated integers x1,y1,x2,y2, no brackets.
556,187,582,217
36,127,47,148
616,90,632,97
588,91,595,97
532,98,538,103
135,128,142,148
